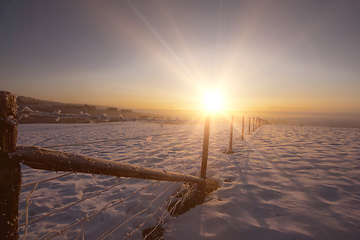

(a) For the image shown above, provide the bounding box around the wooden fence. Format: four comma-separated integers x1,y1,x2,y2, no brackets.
0,91,267,239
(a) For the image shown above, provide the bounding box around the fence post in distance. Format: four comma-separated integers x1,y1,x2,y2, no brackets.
242,116,244,140
253,117,255,132
226,116,234,154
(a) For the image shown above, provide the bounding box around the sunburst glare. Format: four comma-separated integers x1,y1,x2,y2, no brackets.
203,91,224,111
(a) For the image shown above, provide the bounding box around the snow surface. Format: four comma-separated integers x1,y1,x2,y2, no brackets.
17,122,360,239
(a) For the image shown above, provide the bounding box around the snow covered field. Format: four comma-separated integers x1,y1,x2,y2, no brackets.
17,122,360,239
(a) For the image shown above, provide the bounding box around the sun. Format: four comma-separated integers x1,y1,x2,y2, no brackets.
203,91,223,111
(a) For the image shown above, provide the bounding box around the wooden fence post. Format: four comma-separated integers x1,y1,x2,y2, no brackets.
200,116,210,179
0,91,20,240
242,116,244,140
253,117,254,132
226,116,234,154
249,117,251,135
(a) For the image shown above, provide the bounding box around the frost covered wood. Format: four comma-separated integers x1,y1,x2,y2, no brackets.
0,91,17,153
0,91,20,240
9,146,204,184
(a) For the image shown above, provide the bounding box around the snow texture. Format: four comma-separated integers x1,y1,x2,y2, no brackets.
17,122,360,239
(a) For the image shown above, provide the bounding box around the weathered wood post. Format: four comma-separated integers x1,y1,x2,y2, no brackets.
0,91,20,240
226,116,234,154
248,117,251,135
200,116,210,179
253,117,255,132
241,116,244,140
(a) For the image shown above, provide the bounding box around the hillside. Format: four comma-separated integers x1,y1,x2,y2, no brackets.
17,95,161,120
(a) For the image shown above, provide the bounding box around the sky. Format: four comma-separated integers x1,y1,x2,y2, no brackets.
1,0,360,113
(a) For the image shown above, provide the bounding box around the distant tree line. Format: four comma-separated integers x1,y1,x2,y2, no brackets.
65,104,97,109
105,108,133,112
17,96,55,105
83,104,97,109
17,95,135,114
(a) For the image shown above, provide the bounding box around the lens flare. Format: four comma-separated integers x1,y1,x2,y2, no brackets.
203,91,223,111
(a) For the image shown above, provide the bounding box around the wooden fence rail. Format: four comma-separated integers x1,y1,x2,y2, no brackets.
9,146,205,184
